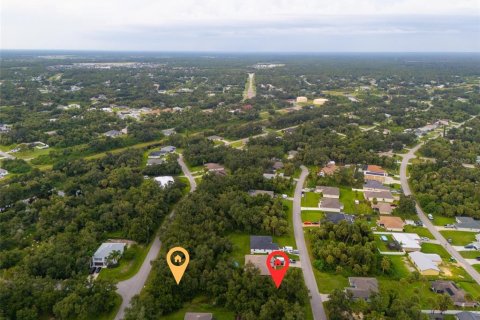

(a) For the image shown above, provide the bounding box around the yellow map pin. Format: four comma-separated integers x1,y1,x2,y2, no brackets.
166,247,189,284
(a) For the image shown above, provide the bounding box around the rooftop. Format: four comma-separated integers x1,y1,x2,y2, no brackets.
366,165,386,174
456,217,480,229
364,190,394,200
364,180,389,190
250,236,279,251
319,197,342,210
408,251,441,272
93,243,126,260
347,277,379,299
324,212,355,224
316,186,340,197
248,190,274,197
378,216,405,230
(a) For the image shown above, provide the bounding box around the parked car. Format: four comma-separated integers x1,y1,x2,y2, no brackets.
476,257,480,261
289,259,296,264
428,214,434,220
95,267,102,273
281,194,288,199
447,238,453,244
89,267,96,274
444,224,455,228
465,244,475,249
304,221,312,225
415,220,423,226
421,237,430,241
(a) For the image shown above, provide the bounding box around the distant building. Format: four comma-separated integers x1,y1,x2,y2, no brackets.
104,130,123,138
346,277,379,300
248,190,274,197
296,96,308,103
91,242,126,268
161,128,176,136
272,161,284,171
408,251,441,276
313,98,328,105
250,236,279,254
455,312,480,320
0,124,12,133
206,135,222,141
204,163,226,176
319,161,339,177
160,146,176,154
147,158,165,166
154,176,175,188
184,313,213,320
431,281,477,308
263,173,284,180
0,168,9,178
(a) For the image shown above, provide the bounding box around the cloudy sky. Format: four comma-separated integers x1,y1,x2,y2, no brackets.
1,0,480,52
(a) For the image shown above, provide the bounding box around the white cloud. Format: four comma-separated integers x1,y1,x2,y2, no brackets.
1,0,479,50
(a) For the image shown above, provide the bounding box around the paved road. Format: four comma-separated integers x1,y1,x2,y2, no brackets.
114,155,196,320
293,166,327,320
399,129,480,285
0,150,15,159
245,73,256,100
227,124,300,148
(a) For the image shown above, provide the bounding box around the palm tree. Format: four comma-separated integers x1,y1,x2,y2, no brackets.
106,250,122,267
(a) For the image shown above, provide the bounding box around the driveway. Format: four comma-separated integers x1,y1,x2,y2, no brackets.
293,166,327,320
114,155,196,320
399,133,480,285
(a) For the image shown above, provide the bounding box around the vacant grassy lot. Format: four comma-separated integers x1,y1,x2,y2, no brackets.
228,233,250,266
97,293,122,320
274,200,296,248
439,230,476,246
460,251,480,259
421,243,450,259
403,225,434,239
432,215,456,226
98,244,150,282
339,187,365,214
162,296,235,320
301,192,320,207
301,210,324,223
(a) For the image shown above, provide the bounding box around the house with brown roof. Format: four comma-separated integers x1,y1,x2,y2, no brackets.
204,163,226,176
377,216,405,232
372,202,393,215
245,255,269,275
184,313,213,320
319,161,339,177
431,281,477,307
364,165,388,182
345,277,379,300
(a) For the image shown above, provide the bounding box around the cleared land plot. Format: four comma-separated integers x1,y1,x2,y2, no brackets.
439,230,476,246
301,192,320,207
421,243,450,259
403,225,434,239
339,187,366,214
301,210,324,223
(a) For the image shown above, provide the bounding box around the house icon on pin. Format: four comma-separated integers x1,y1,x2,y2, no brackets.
174,254,182,264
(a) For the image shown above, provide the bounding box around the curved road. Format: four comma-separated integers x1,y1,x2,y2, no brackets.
399,128,480,285
293,166,328,320
114,155,196,320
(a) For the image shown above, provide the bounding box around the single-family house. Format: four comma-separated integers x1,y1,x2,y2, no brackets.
455,312,480,320
154,176,175,188
408,251,441,276
319,198,343,212
364,190,394,203
364,165,388,183
160,146,176,154
184,313,213,320
206,135,222,141
455,217,480,232
91,242,126,268
204,163,226,176
263,173,284,180
372,202,393,215
345,277,379,300
250,236,279,254
431,281,477,308
391,233,421,251
104,130,123,138
324,212,355,225
147,158,165,166
248,190,274,197
287,150,298,159
272,161,284,171
319,161,338,177
377,216,405,232
245,255,269,275
0,168,8,178
363,180,389,192
161,128,176,136
296,96,308,103
148,151,164,159
315,186,340,198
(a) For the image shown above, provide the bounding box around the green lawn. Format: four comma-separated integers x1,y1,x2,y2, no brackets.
177,176,191,194
432,215,456,226
374,234,398,252
378,279,439,308
97,293,122,320
274,200,296,248
301,192,320,207
162,296,235,320
459,281,480,300
301,210,324,223
339,187,365,214
460,251,480,259
228,233,250,266
403,225,434,239
230,140,244,148
421,243,450,259
439,230,476,246
98,244,150,282
387,255,411,279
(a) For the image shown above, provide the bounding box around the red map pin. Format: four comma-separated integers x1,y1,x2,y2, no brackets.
266,250,290,288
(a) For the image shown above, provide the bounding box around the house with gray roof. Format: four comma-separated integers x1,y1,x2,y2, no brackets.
104,130,123,138
319,198,343,212
346,277,379,300
431,280,477,307
250,236,279,254
315,186,340,198
455,312,480,320
324,212,355,225
248,190,274,197
184,313,213,320
363,180,389,192
455,217,480,231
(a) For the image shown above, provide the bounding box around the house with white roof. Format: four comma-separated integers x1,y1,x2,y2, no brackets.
91,242,126,268
408,251,441,276
154,176,175,188
391,233,421,252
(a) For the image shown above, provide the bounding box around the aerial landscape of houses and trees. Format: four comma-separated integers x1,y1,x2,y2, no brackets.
1,0,480,319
